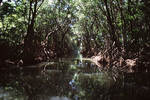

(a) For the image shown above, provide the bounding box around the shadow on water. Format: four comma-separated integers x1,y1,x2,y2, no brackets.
0,57,150,100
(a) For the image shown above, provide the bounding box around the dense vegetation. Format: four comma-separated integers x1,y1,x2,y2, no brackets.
0,0,78,66
0,0,150,70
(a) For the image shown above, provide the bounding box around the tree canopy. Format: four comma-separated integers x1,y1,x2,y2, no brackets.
0,0,150,69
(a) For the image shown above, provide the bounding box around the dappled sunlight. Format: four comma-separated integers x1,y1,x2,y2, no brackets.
0,0,150,99
48,0,53,5
0,57,150,99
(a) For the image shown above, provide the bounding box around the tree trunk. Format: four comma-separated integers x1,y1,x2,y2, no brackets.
23,0,38,64
0,0,2,6
103,0,119,48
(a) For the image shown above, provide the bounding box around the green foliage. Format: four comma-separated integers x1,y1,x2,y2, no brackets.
0,0,150,65
74,0,150,56
0,0,79,65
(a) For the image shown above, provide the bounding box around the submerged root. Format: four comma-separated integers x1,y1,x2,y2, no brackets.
91,45,150,72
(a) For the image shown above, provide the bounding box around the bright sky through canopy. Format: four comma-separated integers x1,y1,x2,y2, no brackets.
48,0,53,5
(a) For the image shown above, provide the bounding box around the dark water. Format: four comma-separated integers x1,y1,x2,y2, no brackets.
0,57,150,100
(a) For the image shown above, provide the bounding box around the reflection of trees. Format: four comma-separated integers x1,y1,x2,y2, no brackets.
0,59,150,100
108,72,150,100
74,72,150,100
74,72,115,100
0,62,74,99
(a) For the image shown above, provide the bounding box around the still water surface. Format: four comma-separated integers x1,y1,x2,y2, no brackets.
0,57,150,100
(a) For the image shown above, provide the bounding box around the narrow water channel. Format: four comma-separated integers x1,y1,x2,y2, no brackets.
0,57,150,100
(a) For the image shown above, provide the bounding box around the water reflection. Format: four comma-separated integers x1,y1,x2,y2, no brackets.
0,58,150,100
48,96,71,100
